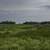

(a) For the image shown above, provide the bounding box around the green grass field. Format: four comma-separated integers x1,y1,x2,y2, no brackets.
0,24,50,50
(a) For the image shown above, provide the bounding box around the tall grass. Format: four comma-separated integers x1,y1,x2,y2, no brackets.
0,24,50,50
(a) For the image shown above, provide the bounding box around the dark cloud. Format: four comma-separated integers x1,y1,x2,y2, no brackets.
43,5,50,9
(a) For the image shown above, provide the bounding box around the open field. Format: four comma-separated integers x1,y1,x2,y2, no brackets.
0,24,50,50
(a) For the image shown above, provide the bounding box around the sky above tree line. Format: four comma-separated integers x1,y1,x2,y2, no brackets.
0,0,50,23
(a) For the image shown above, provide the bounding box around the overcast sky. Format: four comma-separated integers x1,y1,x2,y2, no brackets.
0,0,50,23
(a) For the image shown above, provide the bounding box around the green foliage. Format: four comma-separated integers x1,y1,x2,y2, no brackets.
0,24,50,50
0,21,16,24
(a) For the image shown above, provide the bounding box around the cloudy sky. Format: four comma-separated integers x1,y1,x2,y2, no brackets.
0,0,50,23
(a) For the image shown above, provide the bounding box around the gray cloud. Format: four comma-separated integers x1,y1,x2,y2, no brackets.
0,0,50,23
0,0,49,10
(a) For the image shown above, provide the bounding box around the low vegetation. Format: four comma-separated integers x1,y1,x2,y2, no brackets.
0,21,50,50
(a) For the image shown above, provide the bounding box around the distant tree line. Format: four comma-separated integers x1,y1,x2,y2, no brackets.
23,21,50,25
0,21,50,24
40,21,50,24
0,21,16,24
23,22,39,24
